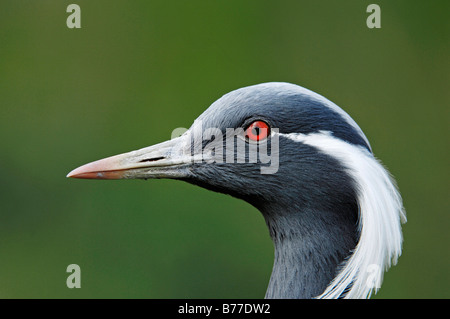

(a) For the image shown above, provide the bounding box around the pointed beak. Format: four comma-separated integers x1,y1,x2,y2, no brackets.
67,134,193,180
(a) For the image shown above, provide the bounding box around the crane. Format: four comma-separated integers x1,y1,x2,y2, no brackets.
67,82,406,298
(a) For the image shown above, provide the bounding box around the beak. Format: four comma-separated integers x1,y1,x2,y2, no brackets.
67,134,193,180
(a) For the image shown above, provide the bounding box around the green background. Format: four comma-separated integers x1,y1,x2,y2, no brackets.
0,1,448,298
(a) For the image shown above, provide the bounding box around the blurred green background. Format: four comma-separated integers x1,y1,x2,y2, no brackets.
0,0,448,298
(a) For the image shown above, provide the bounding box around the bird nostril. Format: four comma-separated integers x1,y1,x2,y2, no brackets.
139,156,165,163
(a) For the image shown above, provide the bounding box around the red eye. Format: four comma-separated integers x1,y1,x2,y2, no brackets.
245,120,270,141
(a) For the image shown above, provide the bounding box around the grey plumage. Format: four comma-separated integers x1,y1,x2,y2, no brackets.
68,82,405,299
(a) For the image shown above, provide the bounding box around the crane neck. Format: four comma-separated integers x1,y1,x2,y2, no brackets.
262,206,358,299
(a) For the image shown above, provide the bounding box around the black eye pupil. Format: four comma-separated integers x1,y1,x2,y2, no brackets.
252,127,260,136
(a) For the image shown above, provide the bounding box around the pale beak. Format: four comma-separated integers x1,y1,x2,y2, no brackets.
67,134,193,180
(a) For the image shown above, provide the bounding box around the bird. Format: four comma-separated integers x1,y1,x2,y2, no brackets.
67,82,406,299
